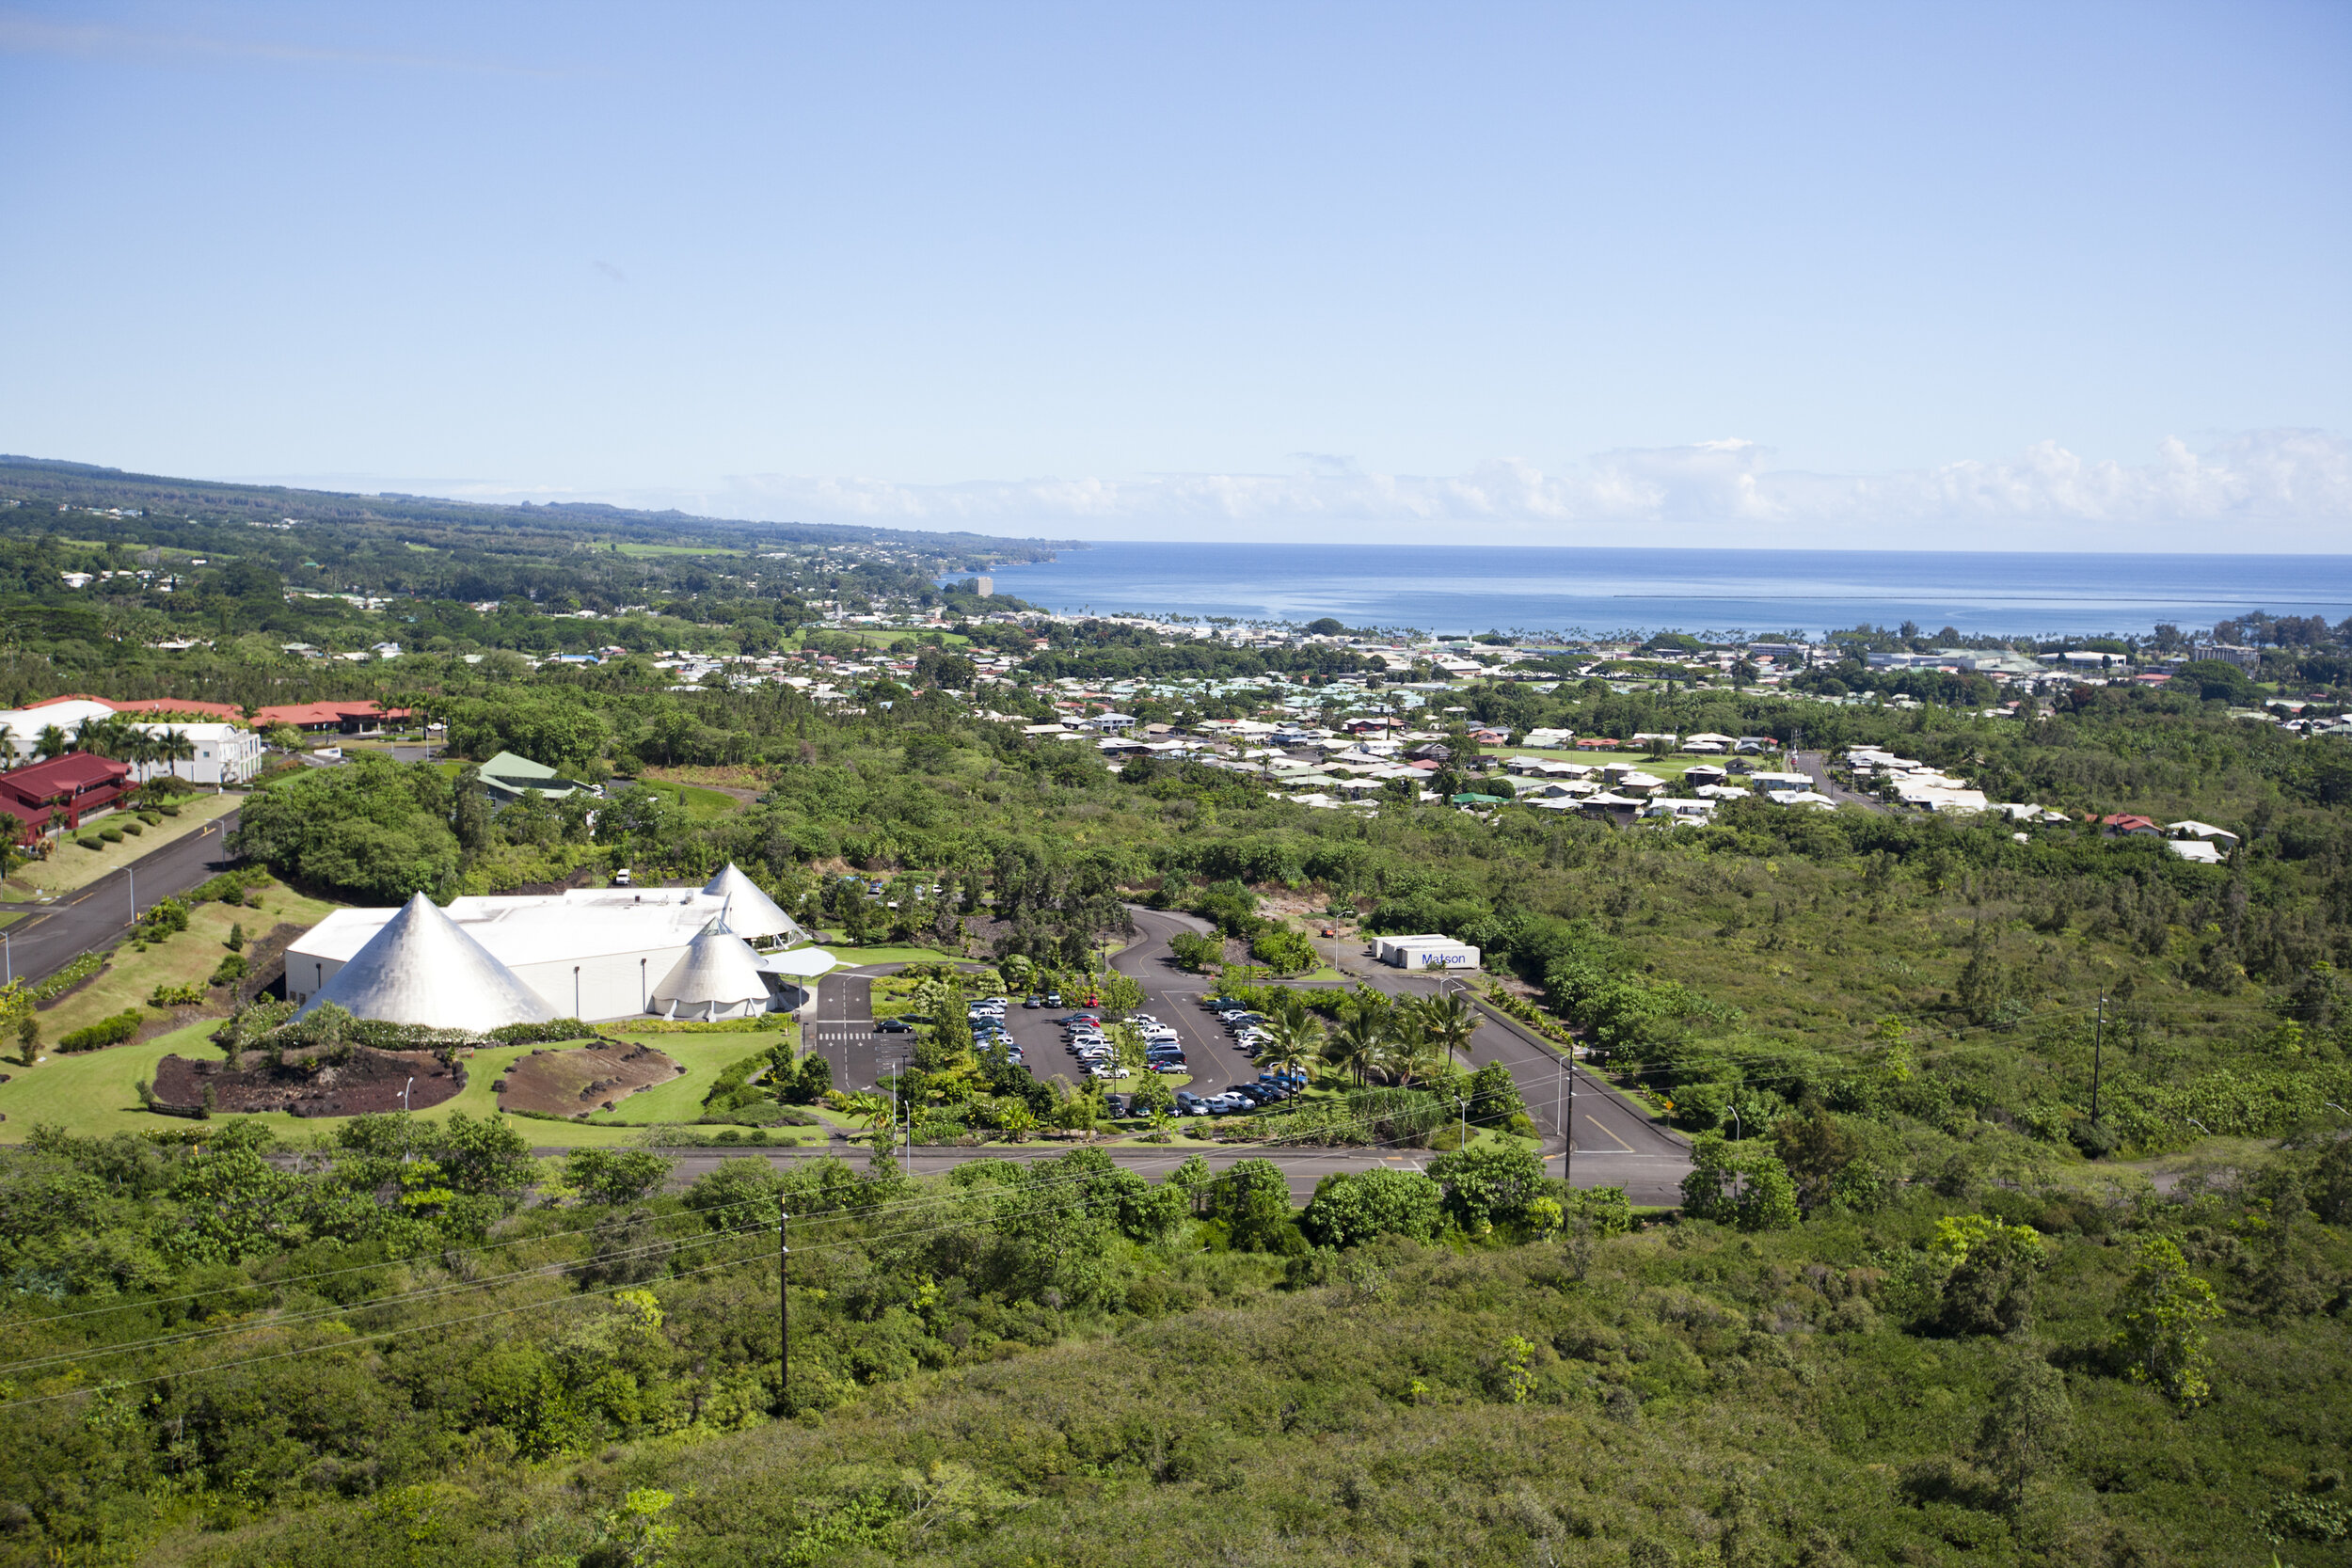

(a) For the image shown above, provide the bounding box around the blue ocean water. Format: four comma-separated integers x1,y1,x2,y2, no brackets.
977,544,2352,640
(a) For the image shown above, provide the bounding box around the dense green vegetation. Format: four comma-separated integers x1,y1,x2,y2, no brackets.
6,461,2352,1563
3,1121,2349,1564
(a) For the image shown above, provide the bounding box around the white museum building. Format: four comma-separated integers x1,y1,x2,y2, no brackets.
285,863,834,1027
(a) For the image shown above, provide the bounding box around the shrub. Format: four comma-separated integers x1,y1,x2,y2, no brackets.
210,954,249,989
76,836,102,851
1250,927,1320,974
149,982,208,1008
58,1011,143,1052
100,828,123,844
1299,1167,1444,1248
120,822,142,837
29,954,103,1002
159,803,181,817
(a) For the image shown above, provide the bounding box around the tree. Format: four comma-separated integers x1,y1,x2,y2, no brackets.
1168,930,1223,972
1258,1012,1323,1085
1465,1060,1526,1129
1323,995,1387,1087
1931,1214,2046,1337
1427,1143,1551,1236
2111,1235,2223,1407
1976,1348,2073,1514
565,1148,675,1207
1299,1168,1443,1248
1679,1134,1800,1232
1208,1158,1296,1252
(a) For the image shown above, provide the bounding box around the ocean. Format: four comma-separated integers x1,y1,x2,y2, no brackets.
975,543,2352,640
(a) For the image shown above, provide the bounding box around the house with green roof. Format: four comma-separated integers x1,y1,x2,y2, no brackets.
478,750,591,805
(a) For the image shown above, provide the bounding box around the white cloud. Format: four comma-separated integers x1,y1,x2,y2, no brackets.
268,429,2352,548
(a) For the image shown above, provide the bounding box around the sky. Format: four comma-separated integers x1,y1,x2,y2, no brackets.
2,0,2348,548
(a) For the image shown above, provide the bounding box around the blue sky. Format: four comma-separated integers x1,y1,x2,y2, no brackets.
2,1,2347,546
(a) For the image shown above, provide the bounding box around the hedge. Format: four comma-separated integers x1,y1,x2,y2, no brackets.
30,953,103,1003
58,1011,143,1053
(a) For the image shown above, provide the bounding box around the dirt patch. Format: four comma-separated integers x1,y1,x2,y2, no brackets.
497,1039,683,1117
233,922,310,1006
152,1046,464,1117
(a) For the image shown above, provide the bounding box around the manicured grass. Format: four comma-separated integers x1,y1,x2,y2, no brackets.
8,792,243,896
38,881,342,1041
628,777,739,820
581,1027,796,1125
610,541,742,557
819,944,971,969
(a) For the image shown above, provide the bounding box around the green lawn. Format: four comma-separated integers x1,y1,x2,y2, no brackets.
630,777,740,819
580,1028,793,1125
610,541,743,558
38,880,342,1041
8,792,243,896
818,943,971,969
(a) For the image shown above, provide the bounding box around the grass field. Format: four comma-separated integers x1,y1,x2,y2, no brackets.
628,777,740,819
5,792,243,896
34,880,340,1045
580,1027,793,1125
610,541,740,558
0,1023,806,1148
818,943,971,969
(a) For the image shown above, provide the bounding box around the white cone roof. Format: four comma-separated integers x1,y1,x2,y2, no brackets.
650,917,771,1011
294,892,559,1029
700,863,802,942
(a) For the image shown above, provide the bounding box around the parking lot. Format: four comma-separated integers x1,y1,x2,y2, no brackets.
805,909,1289,1110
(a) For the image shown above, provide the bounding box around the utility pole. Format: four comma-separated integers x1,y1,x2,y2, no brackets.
790,1203,800,1410
2090,993,2106,1130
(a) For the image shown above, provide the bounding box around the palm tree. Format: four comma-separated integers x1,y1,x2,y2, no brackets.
34,725,69,762
1323,1000,1386,1087
1260,1011,1324,1085
160,727,198,781
0,723,15,769
1417,991,1480,1073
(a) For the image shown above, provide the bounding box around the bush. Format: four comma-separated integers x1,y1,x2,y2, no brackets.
159,803,181,817
1299,1167,1444,1248
29,953,103,1002
149,982,208,1008
99,828,123,844
1250,927,1320,974
210,954,249,989
76,836,102,851
119,822,142,837
58,1010,143,1052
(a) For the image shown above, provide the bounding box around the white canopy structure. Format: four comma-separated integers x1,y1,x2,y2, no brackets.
650,918,771,1021
291,892,559,1029
700,863,803,942
756,946,838,978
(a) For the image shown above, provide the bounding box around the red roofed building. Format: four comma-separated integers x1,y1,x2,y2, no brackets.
105,697,247,721
251,701,411,734
2090,814,2162,836
0,752,135,843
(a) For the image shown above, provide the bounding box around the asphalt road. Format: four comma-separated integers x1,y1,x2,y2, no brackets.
655,1142,1476,1202
1791,750,1885,812
4,810,242,988
784,911,1692,1206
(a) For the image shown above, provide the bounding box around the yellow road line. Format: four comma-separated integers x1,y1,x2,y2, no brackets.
1582,1113,1635,1152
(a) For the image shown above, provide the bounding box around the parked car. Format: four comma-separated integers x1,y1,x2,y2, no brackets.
1043,992,1063,1006
1024,996,1045,1009
874,1018,914,1034
1154,1059,1188,1074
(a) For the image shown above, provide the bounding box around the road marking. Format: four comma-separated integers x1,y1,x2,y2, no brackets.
1581,1113,1636,1152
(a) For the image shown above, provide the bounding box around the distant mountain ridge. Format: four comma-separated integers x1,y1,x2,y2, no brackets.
0,453,1085,558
